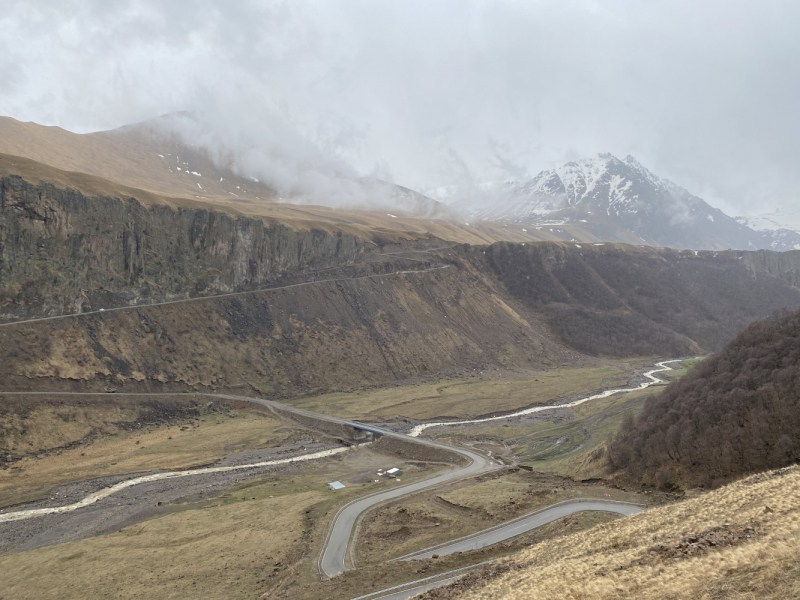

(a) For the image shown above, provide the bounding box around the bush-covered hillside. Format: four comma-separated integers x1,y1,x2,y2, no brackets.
481,242,800,356
610,308,800,489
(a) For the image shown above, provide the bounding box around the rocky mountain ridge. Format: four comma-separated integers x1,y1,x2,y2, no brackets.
3,175,800,396
453,154,800,251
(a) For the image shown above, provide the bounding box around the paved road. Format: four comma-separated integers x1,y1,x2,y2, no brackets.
392,499,644,561
369,575,463,600
0,390,497,577
218,394,498,577
0,361,658,581
318,444,490,577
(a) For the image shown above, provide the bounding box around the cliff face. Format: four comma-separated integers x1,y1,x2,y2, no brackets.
2,177,800,397
0,175,364,320
741,249,800,287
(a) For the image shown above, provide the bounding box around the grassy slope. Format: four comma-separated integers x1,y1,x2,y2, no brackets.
429,359,699,480
425,466,800,600
288,363,638,421
0,116,617,246
0,447,446,600
0,408,298,508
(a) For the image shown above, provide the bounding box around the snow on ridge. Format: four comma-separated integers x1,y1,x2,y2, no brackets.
736,210,800,233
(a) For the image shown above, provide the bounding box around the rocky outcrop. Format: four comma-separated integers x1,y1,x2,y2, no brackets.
741,249,800,287
0,175,365,320
2,176,800,397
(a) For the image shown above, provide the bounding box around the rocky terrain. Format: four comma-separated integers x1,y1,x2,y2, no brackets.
452,154,800,251
3,172,800,398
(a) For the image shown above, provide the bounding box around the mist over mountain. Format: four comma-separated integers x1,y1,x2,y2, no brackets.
448,154,800,251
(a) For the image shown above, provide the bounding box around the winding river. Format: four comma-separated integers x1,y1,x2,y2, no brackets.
408,359,685,437
0,359,688,526
0,447,348,524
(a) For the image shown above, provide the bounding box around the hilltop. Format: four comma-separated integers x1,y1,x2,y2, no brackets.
450,154,800,251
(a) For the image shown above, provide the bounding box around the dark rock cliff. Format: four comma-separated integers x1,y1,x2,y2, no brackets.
0,175,365,320
2,177,800,397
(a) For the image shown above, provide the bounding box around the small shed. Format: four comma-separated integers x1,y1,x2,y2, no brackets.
386,468,401,477
328,481,346,491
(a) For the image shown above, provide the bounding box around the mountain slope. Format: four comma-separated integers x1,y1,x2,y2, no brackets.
736,209,800,251
0,115,279,203
419,466,800,600
610,307,800,490
462,154,800,251
3,174,800,396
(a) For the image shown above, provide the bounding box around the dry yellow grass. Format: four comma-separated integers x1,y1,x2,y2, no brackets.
0,485,318,599
1,410,293,507
443,466,800,600
355,470,644,566
289,364,637,421
0,448,440,600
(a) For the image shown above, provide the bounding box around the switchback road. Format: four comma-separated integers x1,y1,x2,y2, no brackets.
391,498,644,561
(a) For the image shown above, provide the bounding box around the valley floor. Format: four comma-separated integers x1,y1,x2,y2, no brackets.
0,359,690,599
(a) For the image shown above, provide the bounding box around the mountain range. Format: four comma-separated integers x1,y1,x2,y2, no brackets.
1,115,798,252
441,154,800,251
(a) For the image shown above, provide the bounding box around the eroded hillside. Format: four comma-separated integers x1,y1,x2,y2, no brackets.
2,174,800,396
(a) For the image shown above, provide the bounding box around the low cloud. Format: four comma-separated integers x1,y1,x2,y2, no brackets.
0,1,798,215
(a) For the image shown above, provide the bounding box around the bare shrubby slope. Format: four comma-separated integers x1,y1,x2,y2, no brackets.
610,308,800,489
421,466,800,600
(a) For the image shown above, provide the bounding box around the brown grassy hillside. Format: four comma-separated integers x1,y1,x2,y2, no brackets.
421,466,800,600
3,176,800,396
475,242,800,353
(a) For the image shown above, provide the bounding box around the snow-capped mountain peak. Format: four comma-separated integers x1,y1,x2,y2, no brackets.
452,153,800,251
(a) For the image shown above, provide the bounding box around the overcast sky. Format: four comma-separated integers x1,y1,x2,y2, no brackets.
1,0,798,215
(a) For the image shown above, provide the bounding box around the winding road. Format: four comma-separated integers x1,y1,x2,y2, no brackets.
392,498,644,561
0,358,687,589
0,264,451,329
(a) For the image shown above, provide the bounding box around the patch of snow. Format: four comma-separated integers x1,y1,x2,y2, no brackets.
387,214,397,218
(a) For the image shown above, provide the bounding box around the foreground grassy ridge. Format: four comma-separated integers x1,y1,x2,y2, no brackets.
1,409,296,508
289,364,638,421
429,466,800,600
